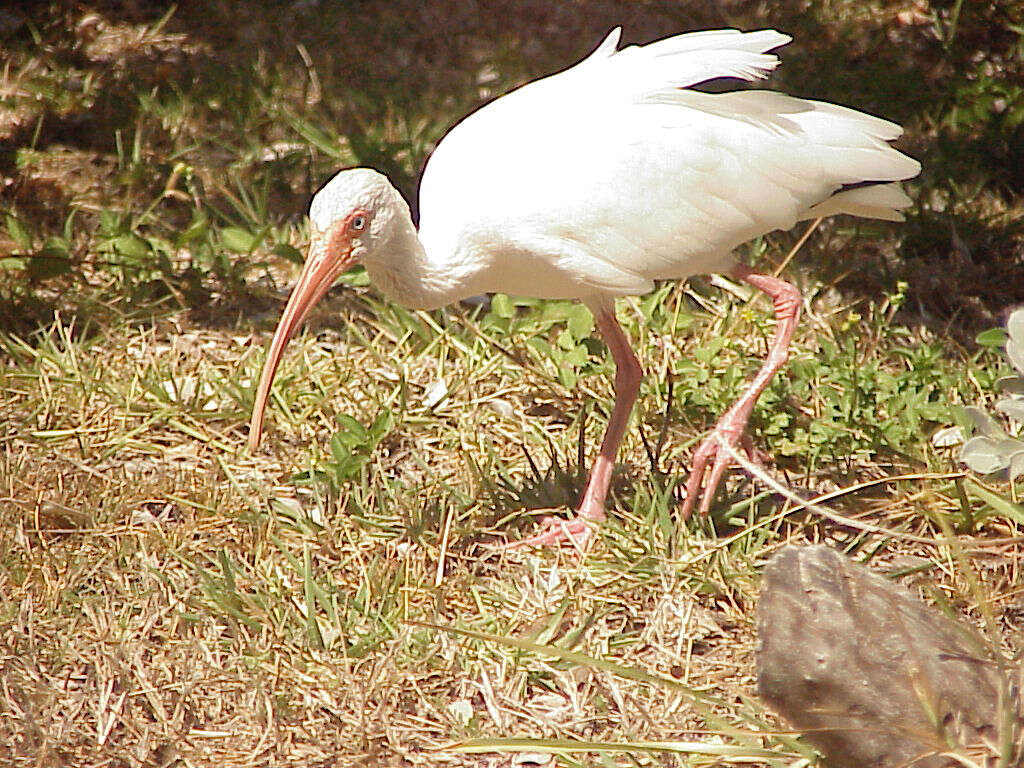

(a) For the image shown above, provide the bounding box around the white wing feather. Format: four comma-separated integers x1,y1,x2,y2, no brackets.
417,28,920,300
584,27,792,90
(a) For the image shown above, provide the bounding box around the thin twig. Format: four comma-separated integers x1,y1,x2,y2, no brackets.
773,217,823,277
713,434,966,544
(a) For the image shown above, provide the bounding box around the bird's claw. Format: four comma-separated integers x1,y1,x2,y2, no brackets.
681,407,763,519
506,503,605,551
509,516,595,550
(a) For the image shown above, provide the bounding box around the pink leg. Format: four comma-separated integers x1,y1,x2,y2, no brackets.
512,304,642,548
680,265,801,518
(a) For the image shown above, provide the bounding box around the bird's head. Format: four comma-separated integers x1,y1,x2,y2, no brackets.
247,168,404,450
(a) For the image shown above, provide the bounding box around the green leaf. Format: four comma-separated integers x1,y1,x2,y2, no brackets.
108,234,151,261
965,478,1024,524
303,545,325,650
62,208,78,241
330,433,350,465
39,236,69,259
555,328,575,350
975,327,1007,347
525,337,553,359
98,209,122,237
694,337,727,363
336,414,369,442
5,214,33,250
566,303,594,340
490,293,514,319
338,265,370,287
673,309,694,333
272,243,304,265
566,344,589,367
221,227,256,253
557,366,577,388
369,409,395,439
177,213,209,247
284,110,345,159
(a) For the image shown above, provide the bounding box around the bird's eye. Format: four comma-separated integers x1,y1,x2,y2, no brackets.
351,215,366,231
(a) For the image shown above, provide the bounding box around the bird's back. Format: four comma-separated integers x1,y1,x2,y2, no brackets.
417,28,920,300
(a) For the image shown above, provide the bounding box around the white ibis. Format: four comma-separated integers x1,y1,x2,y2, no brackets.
248,28,920,547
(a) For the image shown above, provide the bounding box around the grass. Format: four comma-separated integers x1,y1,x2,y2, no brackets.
2,275,1020,765
1,1,1023,766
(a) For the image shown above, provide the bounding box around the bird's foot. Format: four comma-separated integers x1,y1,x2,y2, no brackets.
680,405,762,519
507,504,606,551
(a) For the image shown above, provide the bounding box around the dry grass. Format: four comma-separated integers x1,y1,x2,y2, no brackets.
1,281,1021,765
1,1,1023,765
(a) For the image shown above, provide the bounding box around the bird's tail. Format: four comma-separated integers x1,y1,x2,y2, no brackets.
801,182,914,222
664,90,921,222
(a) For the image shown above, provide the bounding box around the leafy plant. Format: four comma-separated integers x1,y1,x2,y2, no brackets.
294,409,395,493
960,308,1024,480
482,294,598,388
2,210,76,281
760,324,958,469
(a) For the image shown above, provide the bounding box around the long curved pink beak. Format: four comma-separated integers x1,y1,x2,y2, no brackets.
248,227,356,451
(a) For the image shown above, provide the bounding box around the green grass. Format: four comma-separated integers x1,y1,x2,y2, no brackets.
1,2,1022,766
2,269,1019,764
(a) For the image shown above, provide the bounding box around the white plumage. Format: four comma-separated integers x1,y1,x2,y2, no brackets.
250,28,920,546
410,27,918,303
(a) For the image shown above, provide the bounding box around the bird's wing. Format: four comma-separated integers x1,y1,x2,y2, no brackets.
575,26,792,91
418,29,919,298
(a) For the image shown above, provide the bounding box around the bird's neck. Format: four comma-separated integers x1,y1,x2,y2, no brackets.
364,213,483,311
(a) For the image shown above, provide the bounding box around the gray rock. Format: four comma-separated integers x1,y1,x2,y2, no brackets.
756,545,1020,767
